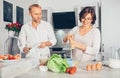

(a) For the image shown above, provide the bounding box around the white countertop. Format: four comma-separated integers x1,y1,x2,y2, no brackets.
16,61,120,78
0,59,32,78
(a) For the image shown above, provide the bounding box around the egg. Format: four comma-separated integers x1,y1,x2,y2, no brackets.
86,64,91,71
91,64,96,71
96,62,102,70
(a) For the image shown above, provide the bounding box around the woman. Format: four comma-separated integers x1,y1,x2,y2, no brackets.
63,7,101,62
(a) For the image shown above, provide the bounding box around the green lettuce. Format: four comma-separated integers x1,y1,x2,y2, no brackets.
47,54,69,73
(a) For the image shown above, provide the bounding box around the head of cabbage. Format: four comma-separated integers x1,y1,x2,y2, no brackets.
47,54,69,73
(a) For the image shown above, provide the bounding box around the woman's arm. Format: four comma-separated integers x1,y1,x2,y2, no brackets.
63,35,68,43
71,28,101,56
74,41,86,52
63,34,73,43
63,26,78,43
69,38,86,51
84,28,101,56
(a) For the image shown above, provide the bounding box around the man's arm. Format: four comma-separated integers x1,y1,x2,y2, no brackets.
47,23,57,46
38,41,52,48
18,25,31,53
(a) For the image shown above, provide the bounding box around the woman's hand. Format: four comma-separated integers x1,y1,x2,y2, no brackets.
69,37,76,49
63,34,73,43
75,42,86,52
68,34,74,40
69,38,86,52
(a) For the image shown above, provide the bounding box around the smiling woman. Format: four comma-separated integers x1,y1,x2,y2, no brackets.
63,6,101,62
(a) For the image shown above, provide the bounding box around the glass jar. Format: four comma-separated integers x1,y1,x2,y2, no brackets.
39,54,50,66
109,47,120,68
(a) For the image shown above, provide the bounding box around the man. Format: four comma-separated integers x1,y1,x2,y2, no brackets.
18,4,56,65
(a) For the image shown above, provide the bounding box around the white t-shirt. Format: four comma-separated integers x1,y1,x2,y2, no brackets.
18,20,57,58
68,26,101,62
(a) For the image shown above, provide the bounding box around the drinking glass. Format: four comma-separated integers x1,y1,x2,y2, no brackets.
39,54,50,66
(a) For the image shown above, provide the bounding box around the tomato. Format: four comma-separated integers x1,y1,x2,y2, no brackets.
14,54,21,59
69,69,75,74
0,55,4,60
66,68,70,73
8,54,14,60
71,66,77,72
66,66,77,74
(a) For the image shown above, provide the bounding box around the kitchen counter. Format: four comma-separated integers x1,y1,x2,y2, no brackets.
16,61,120,78
0,59,32,78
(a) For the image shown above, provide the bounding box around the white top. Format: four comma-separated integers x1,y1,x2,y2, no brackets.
68,26,101,61
18,20,57,56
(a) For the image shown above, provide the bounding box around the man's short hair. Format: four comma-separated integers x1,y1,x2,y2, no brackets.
29,4,41,12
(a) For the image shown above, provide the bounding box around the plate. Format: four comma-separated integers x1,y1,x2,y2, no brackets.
0,59,19,63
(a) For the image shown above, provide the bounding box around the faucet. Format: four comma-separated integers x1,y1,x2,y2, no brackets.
101,52,105,61
4,36,22,57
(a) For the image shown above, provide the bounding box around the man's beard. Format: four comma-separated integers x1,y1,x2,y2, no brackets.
34,19,40,23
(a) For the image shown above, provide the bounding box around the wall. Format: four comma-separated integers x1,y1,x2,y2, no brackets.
1,0,120,59
0,0,38,54
101,0,120,59
38,0,120,59
38,0,101,49
38,0,100,12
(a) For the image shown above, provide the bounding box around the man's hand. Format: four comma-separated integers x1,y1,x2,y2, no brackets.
23,46,31,54
38,42,47,48
38,41,52,48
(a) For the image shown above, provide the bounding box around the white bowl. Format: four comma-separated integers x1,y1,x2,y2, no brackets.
39,66,48,71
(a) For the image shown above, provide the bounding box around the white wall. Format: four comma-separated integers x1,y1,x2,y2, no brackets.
38,0,120,59
101,0,120,58
1,0,120,59
38,0,101,48
0,0,38,54
39,0,100,12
